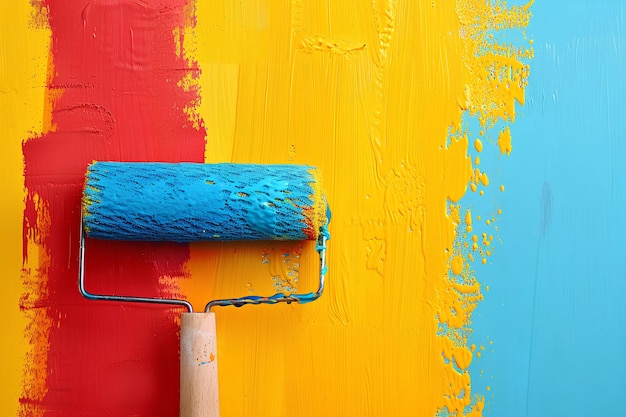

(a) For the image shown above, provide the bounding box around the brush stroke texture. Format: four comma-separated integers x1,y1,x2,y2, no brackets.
20,1,205,415
468,2,626,416
187,1,530,416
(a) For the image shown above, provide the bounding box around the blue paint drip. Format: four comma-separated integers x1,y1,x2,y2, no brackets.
83,162,323,242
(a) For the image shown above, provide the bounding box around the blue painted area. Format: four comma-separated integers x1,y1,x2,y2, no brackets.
467,2,626,416
83,162,322,242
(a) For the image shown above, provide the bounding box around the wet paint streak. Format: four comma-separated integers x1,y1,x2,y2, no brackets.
20,0,205,415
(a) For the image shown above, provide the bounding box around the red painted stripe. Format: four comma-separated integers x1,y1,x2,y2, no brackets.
22,1,205,415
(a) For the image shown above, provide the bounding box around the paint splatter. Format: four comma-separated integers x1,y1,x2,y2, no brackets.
447,1,534,414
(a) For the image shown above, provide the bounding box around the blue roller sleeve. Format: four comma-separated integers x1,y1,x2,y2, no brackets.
82,162,324,242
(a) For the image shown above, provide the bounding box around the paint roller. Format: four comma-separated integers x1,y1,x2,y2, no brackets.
78,161,330,417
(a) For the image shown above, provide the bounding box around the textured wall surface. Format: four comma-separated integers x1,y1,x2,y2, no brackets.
2,1,621,417
469,2,626,416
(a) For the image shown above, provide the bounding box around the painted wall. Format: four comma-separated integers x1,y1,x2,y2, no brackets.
469,2,626,417
1,1,622,417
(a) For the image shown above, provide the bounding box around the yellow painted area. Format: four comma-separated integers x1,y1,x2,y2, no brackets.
474,139,483,153
498,127,513,155
465,210,473,233
184,0,531,416
0,1,51,415
459,1,533,129
479,172,489,187
451,256,464,276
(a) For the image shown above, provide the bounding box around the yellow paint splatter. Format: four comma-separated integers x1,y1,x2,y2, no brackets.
474,138,483,152
451,255,464,275
498,127,513,155
479,172,489,187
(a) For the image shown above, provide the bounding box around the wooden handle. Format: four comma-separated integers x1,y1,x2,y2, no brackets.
180,312,219,417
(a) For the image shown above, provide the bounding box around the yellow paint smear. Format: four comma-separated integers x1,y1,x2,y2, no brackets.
451,255,464,276
0,2,51,415
183,1,531,416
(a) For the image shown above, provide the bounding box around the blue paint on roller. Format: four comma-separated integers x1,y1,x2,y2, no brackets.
83,162,325,242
